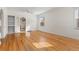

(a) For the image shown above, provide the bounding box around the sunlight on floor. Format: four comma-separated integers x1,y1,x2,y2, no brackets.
33,42,52,48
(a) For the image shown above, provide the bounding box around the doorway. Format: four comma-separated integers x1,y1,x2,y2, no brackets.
20,17,26,33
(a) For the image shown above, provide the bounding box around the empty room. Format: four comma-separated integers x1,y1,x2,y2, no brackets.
0,7,79,51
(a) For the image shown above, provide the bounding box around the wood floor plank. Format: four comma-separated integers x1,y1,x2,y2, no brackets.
0,31,79,51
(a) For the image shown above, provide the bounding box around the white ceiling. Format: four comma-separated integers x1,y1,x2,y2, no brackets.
7,7,53,14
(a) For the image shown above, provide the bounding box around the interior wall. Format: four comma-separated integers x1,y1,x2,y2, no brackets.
7,9,37,33
37,7,79,39
2,8,28,37
0,8,2,38
2,8,37,37
2,8,7,38
7,9,28,33
26,13,37,31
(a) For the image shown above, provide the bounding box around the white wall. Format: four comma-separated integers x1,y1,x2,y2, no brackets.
7,9,37,33
26,13,37,31
37,7,79,39
30,14,37,31
2,8,37,37
0,8,2,38
2,8,8,38
7,9,28,33
2,8,28,37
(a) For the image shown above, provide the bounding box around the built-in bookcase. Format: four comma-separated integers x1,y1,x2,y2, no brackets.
8,15,15,34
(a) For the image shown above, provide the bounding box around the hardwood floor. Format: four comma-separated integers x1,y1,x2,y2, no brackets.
0,31,79,51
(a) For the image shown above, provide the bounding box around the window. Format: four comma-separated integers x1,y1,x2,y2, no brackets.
74,8,79,29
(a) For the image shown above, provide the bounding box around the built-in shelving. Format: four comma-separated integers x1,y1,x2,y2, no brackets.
8,16,15,34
